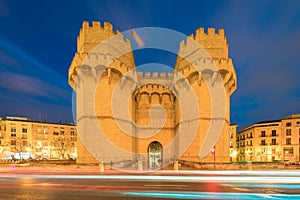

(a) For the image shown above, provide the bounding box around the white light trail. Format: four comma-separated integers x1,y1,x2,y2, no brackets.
3,171,300,184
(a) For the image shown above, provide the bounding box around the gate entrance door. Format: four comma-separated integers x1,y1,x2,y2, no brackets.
148,141,163,169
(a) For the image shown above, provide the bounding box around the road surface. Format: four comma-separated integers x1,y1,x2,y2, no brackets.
0,171,300,199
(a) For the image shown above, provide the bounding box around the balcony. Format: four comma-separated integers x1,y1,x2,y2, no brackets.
271,143,279,145
270,134,279,137
260,143,267,146
260,135,267,137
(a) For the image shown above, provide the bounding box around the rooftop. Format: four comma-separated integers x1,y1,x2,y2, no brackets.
1,116,75,126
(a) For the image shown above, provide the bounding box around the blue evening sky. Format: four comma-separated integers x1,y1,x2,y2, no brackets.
0,0,299,129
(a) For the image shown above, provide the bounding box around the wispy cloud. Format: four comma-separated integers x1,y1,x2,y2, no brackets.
209,1,300,128
0,36,73,122
130,29,144,47
0,72,70,102
0,50,19,67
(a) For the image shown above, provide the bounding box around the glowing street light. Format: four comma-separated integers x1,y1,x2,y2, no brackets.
212,146,216,170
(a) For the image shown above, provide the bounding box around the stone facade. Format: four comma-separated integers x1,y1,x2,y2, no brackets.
0,117,77,160
237,114,300,163
229,124,238,162
68,21,237,168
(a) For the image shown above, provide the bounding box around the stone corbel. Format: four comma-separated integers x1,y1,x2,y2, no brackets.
135,94,141,105
120,76,126,89
108,68,111,84
170,94,175,105
159,94,163,104
184,78,190,91
91,68,97,83
223,72,232,86
148,93,152,104
198,71,202,86
211,71,218,86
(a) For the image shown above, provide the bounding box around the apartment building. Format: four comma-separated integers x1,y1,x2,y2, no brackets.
237,114,300,163
0,116,77,161
229,124,238,162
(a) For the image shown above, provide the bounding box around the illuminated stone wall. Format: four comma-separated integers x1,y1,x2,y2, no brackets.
68,21,237,166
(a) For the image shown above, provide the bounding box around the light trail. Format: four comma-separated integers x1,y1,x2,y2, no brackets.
2,171,300,184
124,191,300,199
1,171,300,199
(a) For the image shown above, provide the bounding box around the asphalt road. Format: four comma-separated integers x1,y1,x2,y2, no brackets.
1,171,300,199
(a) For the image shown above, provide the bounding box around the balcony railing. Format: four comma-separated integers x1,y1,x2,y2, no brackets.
260,143,267,146
260,135,267,137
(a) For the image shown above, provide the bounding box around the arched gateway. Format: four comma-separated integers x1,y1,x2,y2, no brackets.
148,141,163,169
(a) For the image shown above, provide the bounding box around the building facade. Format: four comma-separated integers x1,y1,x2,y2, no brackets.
229,124,238,162
68,21,237,168
0,117,77,161
237,114,300,163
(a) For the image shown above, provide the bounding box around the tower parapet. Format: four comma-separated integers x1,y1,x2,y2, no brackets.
78,21,120,53
68,21,135,89
175,27,236,95
176,27,229,69
193,27,228,59
137,71,174,87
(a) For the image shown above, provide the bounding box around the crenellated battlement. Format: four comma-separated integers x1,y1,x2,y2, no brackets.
194,27,225,37
178,27,228,61
77,21,131,54
69,21,135,88
139,83,170,90
136,71,174,89
137,71,174,78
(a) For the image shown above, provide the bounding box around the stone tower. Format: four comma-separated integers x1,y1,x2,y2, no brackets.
174,28,236,163
68,21,236,169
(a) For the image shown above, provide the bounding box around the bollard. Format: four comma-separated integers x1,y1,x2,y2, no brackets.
138,160,143,171
248,161,253,170
99,161,104,172
174,160,179,171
